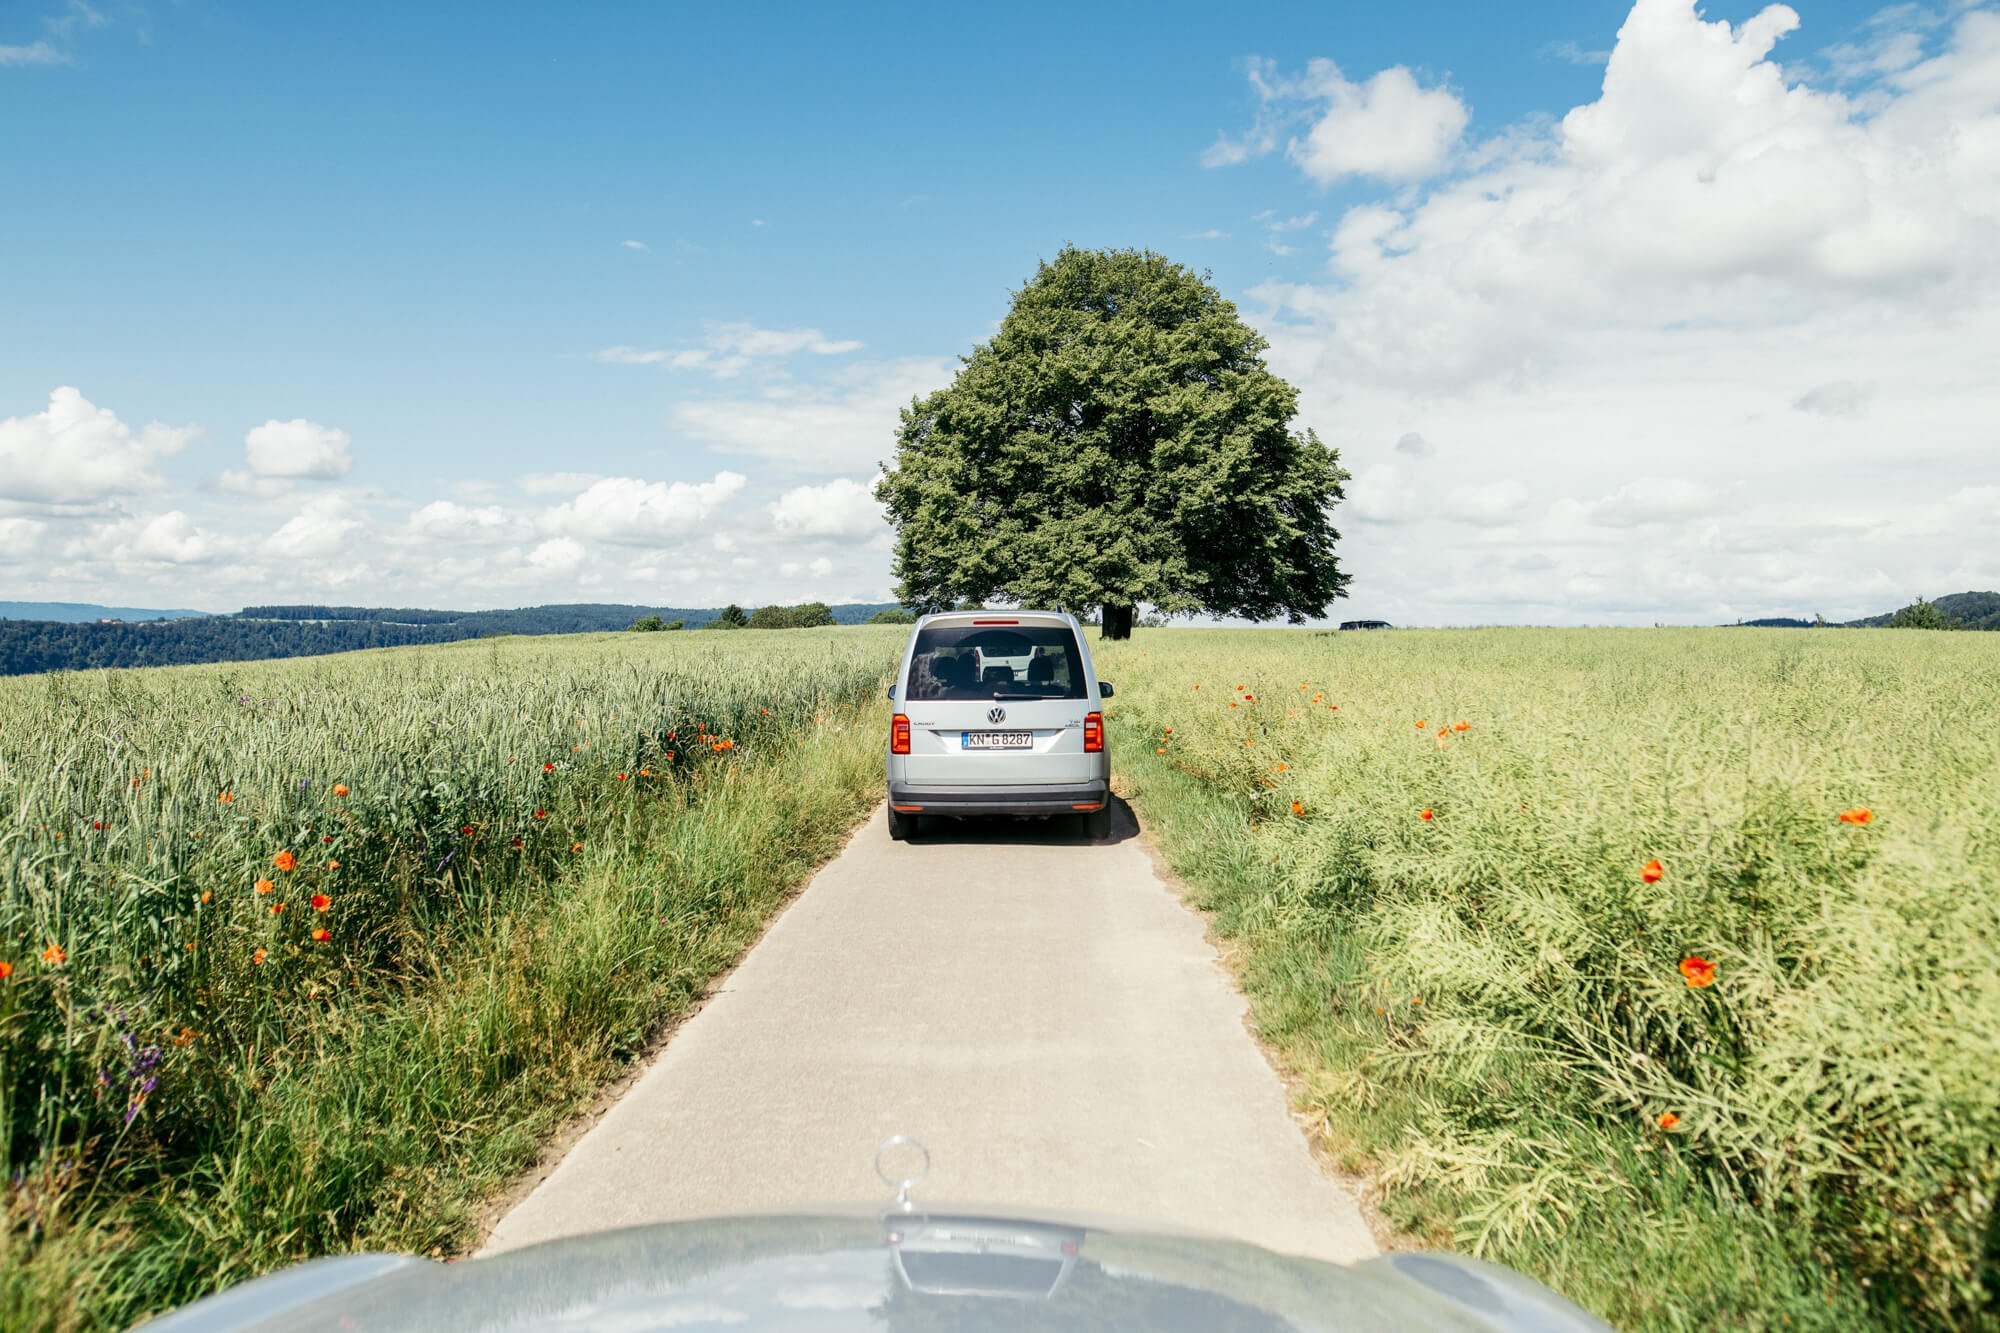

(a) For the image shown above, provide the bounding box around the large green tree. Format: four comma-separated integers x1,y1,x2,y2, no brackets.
875,246,1349,638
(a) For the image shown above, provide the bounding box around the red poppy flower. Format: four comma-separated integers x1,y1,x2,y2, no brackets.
93,821,103,830
311,928,331,943
534,808,547,820
1657,1112,1680,1131
1838,807,1873,825
1419,808,1434,821
617,773,628,781
333,783,350,797
543,762,556,772
1642,859,1665,883
322,834,335,843
270,902,285,915
310,894,331,911
1680,956,1716,987
253,948,268,965
462,825,475,836
0,961,13,980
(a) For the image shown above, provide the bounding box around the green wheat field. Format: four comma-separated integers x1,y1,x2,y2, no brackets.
2,624,1995,1329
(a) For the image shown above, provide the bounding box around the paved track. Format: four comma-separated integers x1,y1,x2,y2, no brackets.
482,801,1376,1264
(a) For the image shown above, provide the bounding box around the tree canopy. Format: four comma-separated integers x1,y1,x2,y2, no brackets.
875,245,1349,638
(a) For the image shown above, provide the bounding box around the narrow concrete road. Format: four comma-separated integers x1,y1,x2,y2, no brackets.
482,802,1376,1264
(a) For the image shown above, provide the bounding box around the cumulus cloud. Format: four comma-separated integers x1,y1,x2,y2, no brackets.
70,510,233,566
527,537,586,577
242,418,353,480
1792,379,1876,417
670,355,954,472
1442,479,1530,526
1205,56,1469,183
541,472,747,546
595,322,864,378
0,39,63,65
768,476,888,539
405,500,524,542
0,387,197,507
265,495,363,559
1225,0,2000,624
1394,431,1432,458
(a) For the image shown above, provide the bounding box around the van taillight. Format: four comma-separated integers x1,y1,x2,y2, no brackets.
1084,712,1103,752
891,714,911,754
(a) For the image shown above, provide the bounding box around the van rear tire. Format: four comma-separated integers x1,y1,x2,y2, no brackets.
888,807,918,842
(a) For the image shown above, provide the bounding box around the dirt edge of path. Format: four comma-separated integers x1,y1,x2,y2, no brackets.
466,801,885,1251
1117,783,1409,1256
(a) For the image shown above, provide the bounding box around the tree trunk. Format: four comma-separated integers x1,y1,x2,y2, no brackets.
1100,603,1135,640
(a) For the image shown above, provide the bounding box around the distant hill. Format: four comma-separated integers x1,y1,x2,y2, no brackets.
0,601,902,676
0,601,212,623
1844,591,2000,630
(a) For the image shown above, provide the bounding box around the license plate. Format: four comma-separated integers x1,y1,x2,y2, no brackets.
962,730,1032,750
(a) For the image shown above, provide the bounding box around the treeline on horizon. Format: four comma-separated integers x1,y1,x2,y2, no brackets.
0,601,900,676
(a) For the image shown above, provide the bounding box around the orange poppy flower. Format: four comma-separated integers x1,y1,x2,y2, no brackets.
200,890,212,903
43,944,65,966
1163,727,1173,734
273,850,296,872
255,878,275,894
1291,801,1304,816
326,860,340,869
270,902,285,915
1416,720,1427,729
1311,693,1322,702
1155,747,1166,754
1680,956,1716,987
333,783,350,797
1276,763,1287,772
1453,721,1470,732
1642,859,1664,884
1419,808,1434,821
219,791,233,804
1229,702,1239,709
310,894,331,911
571,841,584,852
311,928,331,943
1838,807,1873,825
253,948,268,965
1658,1112,1680,1131
0,961,12,980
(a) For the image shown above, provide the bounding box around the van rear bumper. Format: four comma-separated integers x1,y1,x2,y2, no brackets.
888,780,1109,815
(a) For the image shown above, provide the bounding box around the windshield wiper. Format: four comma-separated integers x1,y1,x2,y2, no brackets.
992,692,1068,700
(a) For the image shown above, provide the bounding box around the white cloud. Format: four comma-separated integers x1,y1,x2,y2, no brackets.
768,476,887,539
541,472,746,546
0,517,43,556
595,322,863,379
0,387,196,506
1206,56,1469,184
0,39,63,65
1442,479,1530,526
265,495,362,559
1792,379,1876,417
517,471,602,496
405,500,524,542
621,239,649,251
1229,0,2000,625
1394,431,1432,458
670,356,952,472
242,418,352,480
527,537,586,576
1183,228,1232,239
809,555,833,577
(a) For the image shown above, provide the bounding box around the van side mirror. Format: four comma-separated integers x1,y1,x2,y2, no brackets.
1099,681,1115,698
887,685,897,700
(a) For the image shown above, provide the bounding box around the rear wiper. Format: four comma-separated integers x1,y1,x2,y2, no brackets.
993,692,1066,700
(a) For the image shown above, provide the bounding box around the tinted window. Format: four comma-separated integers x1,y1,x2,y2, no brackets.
904,624,1086,700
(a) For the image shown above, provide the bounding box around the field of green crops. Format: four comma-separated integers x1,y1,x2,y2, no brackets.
0,627,905,1330
1096,627,2000,1330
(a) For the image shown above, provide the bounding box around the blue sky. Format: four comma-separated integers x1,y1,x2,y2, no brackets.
3,0,1996,621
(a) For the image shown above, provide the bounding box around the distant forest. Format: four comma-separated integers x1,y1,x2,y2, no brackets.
0,602,899,676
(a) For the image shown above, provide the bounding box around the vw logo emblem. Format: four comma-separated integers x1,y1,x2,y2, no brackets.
987,706,1006,724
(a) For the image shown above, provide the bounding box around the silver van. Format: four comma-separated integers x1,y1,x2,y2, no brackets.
885,610,1112,840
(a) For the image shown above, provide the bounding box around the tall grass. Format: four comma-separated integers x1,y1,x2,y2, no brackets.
1098,627,2000,1330
0,627,903,1330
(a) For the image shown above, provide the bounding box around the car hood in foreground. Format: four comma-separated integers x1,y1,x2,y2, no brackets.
142,1207,1610,1332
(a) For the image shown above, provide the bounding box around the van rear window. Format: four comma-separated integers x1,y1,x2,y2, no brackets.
904,624,1087,700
